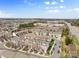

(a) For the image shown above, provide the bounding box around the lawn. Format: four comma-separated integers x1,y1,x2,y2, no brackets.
5,42,11,48
77,49,79,56
60,36,67,57
22,46,29,51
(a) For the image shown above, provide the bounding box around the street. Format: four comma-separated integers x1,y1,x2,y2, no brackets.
51,37,61,58
65,22,79,41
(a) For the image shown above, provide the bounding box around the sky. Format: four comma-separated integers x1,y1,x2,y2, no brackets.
0,0,79,19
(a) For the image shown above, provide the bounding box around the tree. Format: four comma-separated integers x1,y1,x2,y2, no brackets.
61,27,69,37
65,36,73,45
18,23,35,29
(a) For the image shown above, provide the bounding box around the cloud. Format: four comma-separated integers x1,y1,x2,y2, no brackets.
48,9,60,13
38,5,41,8
28,2,31,5
0,11,15,18
50,7,53,9
44,1,50,5
73,8,79,11
53,10,60,13
45,6,53,9
67,8,79,12
60,0,64,2
59,6,64,8
24,0,33,3
45,6,49,9
24,0,34,6
51,1,57,5
24,0,27,3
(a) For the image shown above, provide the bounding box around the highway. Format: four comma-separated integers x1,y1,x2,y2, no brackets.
50,35,61,58
51,39,60,58
64,21,79,41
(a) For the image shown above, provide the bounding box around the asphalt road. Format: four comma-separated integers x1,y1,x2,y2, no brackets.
51,39,60,58
0,49,44,58
65,22,79,41
49,35,61,58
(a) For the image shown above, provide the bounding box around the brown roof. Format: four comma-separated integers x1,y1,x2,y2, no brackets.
65,44,77,57
67,44,76,51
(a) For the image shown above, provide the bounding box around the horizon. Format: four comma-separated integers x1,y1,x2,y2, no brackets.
0,17,79,20
0,0,79,19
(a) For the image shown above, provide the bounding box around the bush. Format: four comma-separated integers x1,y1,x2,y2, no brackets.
65,36,73,45
39,52,43,55
34,49,38,53
47,39,54,55
71,20,79,26
30,49,33,52
61,27,69,37
5,42,11,47
77,49,79,56
23,46,29,51
18,23,35,29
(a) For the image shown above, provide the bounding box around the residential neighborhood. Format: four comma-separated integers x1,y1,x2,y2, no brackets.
0,0,79,58
0,19,79,58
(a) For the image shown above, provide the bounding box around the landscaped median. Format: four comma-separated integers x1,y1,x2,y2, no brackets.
60,26,70,57
4,41,14,50
4,41,21,50
46,38,55,56
60,36,67,57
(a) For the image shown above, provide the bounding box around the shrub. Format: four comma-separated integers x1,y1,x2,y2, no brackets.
65,36,73,45
18,23,35,29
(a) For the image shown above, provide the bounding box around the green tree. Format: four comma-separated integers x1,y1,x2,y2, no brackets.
65,36,73,45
